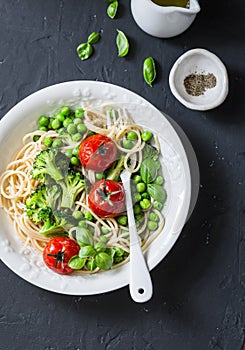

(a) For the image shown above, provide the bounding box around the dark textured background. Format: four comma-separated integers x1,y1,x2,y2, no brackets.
0,1,244,349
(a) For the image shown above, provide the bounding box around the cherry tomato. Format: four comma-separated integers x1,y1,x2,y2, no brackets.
78,134,117,172
43,237,80,275
88,179,126,218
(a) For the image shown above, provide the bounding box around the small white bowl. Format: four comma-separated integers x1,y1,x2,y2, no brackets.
169,48,229,111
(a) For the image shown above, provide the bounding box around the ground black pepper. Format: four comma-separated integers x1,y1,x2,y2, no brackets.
184,73,217,96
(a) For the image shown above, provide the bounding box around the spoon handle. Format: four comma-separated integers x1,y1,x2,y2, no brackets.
121,171,153,303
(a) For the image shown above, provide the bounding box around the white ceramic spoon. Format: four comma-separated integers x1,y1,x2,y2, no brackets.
120,169,153,303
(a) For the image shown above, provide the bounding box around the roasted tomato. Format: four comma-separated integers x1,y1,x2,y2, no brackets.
88,179,126,218
78,134,117,172
43,237,80,275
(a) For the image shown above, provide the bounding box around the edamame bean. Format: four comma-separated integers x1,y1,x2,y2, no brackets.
127,131,138,141
117,215,128,226
63,118,73,128
140,198,151,210
52,139,62,148
132,174,142,184
75,108,84,118
67,123,77,135
51,119,61,130
123,139,133,149
84,212,93,221
77,123,87,133
60,106,71,117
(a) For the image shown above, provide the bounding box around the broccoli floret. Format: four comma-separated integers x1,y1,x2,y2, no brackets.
59,170,85,209
39,209,77,237
25,184,61,225
26,184,61,211
31,148,69,182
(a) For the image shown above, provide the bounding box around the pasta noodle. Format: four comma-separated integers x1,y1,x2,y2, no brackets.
0,106,165,272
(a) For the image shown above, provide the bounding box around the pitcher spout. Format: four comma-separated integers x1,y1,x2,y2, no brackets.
188,0,201,15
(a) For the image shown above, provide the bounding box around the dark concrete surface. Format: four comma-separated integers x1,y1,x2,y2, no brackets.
0,1,244,349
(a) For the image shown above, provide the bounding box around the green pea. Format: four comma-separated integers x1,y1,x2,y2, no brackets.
117,215,128,226
72,210,83,220
123,139,133,149
75,108,84,118
52,139,62,148
77,42,93,61
140,198,151,210
141,192,150,199
116,29,129,57
136,182,146,193
60,106,71,117
77,123,87,133
51,119,61,130
132,174,142,184
149,212,159,222
72,146,80,156
43,137,53,148
73,118,82,125
96,172,105,180
101,226,110,234
87,31,100,44
78,220,87,228
33,135,40,142
38,126,48,132
141,130,153,142
48,118,55,129
153,201,163,211
147,220,158,231
70,156,80,166
55,113,65,123
67,123,77,135
155,175,164,185
63,118,72,128
133,204,141,215
127,131,138,141
72,133,82,142
133,193,141,203
65,149,73,158
38,115,49,127
84,212,93,221
143,56,156,87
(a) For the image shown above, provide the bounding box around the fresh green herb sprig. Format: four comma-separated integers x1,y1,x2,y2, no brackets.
77,31,100,61
143,56,156,87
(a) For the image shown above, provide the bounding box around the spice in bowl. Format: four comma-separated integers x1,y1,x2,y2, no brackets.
184,72,217,96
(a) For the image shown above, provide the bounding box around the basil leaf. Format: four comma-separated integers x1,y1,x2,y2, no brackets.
94,241,106,252
95,252,113,270
87,31,100,44
68,255,86,270
143,57,156,87
116,29,129,57
77,42,93,60
107,1,118,19
140,158,158,183
79,245,96,258
147,183,167,204
76,227,94,246
87,258,97,271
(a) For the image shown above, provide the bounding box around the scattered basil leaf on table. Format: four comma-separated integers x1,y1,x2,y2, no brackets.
77,42,93,61
116,29,129,57
107,0,118,19
143,56,156,87
87,31,100,44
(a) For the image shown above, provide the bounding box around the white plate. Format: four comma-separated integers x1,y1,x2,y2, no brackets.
0,81,192,295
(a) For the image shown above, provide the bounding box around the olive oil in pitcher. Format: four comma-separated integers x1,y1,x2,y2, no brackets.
151,0,189,7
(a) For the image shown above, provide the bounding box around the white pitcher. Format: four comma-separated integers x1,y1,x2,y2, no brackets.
131,0,200,38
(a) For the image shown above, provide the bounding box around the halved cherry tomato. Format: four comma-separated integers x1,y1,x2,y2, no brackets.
43,237,80,275
88,179,126,218
78,134,117,172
